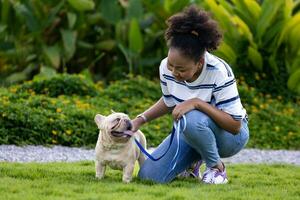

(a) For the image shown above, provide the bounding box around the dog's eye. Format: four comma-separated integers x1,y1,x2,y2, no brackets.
111,118,121,129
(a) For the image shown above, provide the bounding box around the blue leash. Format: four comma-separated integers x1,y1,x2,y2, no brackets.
134,115,187,163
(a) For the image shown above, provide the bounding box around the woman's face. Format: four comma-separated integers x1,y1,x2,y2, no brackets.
167,48,203,82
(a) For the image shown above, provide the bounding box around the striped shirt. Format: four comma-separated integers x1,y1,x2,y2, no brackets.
160,51,247,121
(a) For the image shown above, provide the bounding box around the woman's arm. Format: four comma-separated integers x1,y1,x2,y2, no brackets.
131,97,172,131
172,98,241,134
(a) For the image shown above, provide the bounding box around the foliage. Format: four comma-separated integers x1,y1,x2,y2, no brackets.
0,0,179,83
202,0,300,96
0,162,299,200
17,74,99,97
1,0,299,98
0,74,299,149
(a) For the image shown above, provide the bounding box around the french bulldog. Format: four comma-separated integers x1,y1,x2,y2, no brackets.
94,112,146,183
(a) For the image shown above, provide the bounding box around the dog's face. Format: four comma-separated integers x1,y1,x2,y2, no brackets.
94,112,132,141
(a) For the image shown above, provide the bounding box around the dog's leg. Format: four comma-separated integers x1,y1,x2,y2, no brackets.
122,163,135,183
95,160,106,179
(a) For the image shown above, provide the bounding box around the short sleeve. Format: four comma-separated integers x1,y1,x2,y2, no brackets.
213,70,245,121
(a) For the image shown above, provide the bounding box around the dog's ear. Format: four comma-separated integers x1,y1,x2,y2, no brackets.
94,114,106,129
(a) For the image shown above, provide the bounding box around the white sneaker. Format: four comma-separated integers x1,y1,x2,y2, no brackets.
202,167,228,184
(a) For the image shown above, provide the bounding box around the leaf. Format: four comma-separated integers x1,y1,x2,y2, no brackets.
127,0,144,20
215,42,237,65
256,0,283,40
290,51,300,74
60,29,77,61
129,18,143,53
95,40,116,51
164,0,190,14
44,1,65,28
261,20,285,50
288,23,300,54
205,0,241,47
287,69,300,94
100,0,122,25
43,45,61,69
67,12,77,29
1,0,10,24
268,54,278,74
278,13,300,46
283,0,294,18
13,3,40,32
247,46,263,71
67,0,95,11
232,0,260,31
244,0,261,21
33,66,57,81
230,15,254,45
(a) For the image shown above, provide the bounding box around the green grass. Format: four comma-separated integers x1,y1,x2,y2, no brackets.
0,162,299,200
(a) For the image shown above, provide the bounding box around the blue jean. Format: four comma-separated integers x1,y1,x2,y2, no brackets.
138,110,249,183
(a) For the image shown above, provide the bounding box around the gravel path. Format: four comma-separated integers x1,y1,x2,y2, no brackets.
0,145,299,166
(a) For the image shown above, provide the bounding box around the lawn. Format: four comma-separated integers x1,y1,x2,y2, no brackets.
0,162,299,200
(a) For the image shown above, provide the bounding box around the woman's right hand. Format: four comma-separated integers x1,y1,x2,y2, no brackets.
131,117,145,132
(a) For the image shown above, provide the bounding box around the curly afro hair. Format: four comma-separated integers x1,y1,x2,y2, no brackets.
165,5,222,63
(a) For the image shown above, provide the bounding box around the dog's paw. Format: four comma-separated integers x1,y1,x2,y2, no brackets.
122,178,131,183
95,174,104,180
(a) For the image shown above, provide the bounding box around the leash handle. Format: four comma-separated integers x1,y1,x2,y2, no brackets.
135,115,186,162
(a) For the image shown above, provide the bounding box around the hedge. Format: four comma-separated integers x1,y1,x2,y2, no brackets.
0,74,299,149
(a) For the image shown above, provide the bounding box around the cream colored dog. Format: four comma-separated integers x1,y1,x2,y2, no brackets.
94,112,146,183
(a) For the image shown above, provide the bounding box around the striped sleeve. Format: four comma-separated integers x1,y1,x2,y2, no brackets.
213,71,244,121
159,59,176,107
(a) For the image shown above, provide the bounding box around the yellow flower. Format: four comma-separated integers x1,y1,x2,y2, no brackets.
255,74,260,80
288,108,294,114
154,125,161,130
259,104,265,109
277,96,282,100
52,130,58,135
66,130,72,135
56,108,62,113
9,87,17,93
63,100,70,104
288,132,294,137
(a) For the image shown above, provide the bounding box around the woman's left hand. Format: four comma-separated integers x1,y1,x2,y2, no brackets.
172,98,200,120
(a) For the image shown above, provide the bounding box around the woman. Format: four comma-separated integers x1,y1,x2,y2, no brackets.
131,5,249,184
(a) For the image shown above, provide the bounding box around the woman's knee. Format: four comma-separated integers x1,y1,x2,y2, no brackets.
183,110,211,138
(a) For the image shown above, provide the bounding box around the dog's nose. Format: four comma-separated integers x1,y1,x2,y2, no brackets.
126,120,132,130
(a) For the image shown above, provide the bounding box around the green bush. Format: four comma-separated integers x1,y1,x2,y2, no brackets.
17,74,99,97
0,74,299,149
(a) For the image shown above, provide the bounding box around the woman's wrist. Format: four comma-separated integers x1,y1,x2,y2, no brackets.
136,113,148,124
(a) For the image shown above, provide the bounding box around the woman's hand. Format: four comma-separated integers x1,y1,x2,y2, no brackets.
131,117,145,132
172,98,200,120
